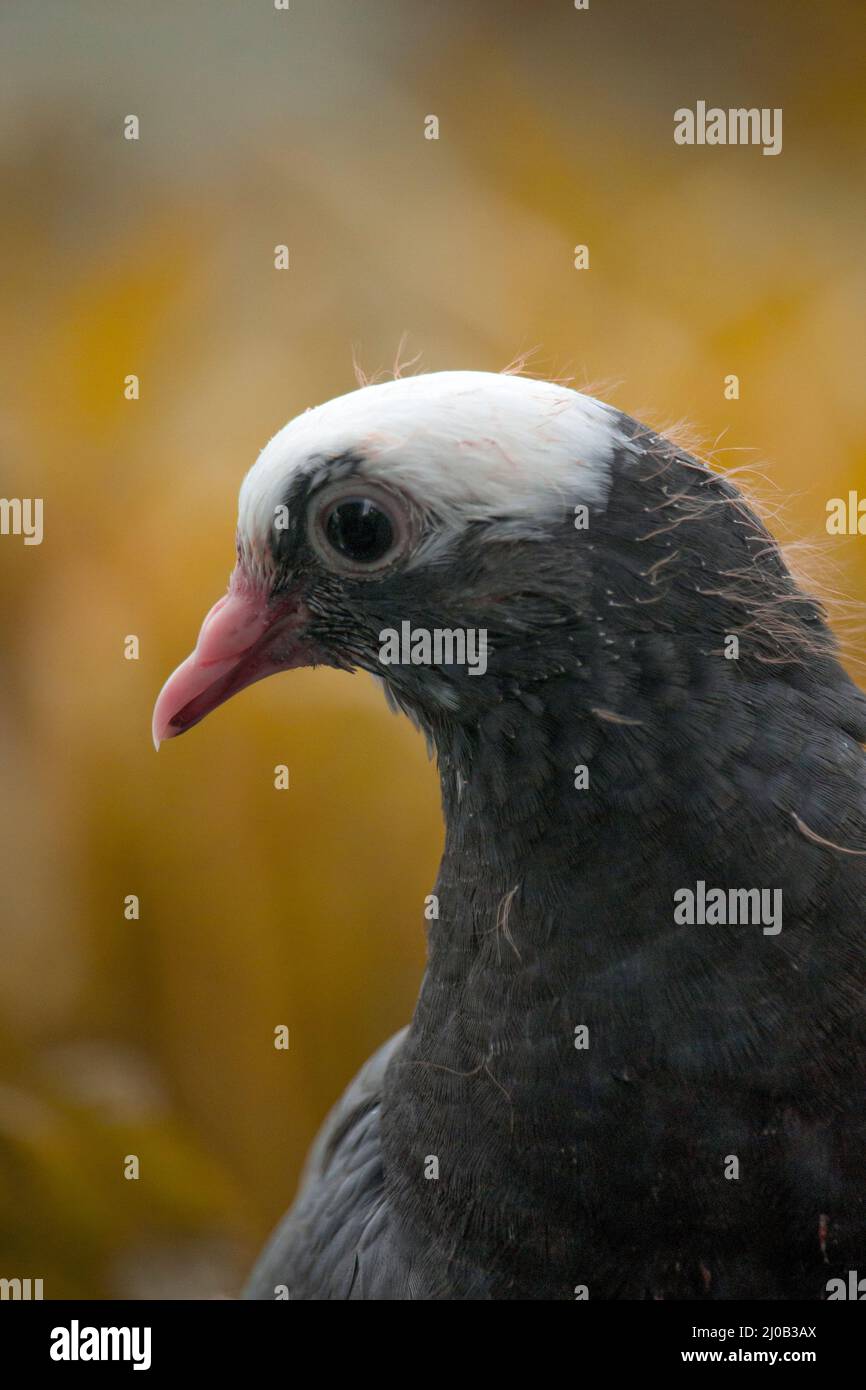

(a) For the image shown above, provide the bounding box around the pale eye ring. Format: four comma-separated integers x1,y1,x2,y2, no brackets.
308,480,413,576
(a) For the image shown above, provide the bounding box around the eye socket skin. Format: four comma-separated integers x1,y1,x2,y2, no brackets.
307,480,414,576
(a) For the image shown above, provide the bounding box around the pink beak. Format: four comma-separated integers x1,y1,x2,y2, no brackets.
152,574,311,748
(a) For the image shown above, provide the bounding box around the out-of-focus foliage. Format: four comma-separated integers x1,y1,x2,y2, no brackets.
0,0,864,1296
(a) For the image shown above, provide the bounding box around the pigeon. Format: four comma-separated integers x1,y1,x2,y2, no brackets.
153,370,866,1300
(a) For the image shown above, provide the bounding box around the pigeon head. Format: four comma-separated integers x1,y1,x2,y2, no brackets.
152,370,630,746
153,367,837,795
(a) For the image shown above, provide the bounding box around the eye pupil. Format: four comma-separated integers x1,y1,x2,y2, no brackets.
324,498,394,564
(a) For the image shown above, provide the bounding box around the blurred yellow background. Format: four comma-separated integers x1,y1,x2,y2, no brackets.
1,0,864,1297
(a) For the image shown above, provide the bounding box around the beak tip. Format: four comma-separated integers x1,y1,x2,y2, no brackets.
151,702,173,751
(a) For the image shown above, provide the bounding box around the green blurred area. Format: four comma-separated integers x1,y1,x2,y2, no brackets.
1,0,864,1296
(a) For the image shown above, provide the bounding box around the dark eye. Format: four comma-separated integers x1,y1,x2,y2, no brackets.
308,481,413,576
324,498,394,564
